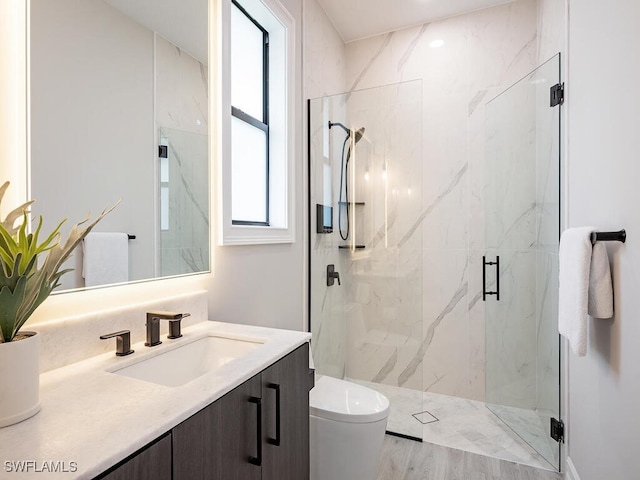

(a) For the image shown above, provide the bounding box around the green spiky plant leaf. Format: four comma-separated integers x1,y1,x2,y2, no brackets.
0,181,118,342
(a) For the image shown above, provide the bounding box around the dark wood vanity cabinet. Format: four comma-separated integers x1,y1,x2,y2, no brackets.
261,344,310,479
94,343,311,480
173,374,262,479
173,343,311,480
97,434,172,480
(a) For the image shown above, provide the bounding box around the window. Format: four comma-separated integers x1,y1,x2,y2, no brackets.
231,1,269,225
220,0,295,245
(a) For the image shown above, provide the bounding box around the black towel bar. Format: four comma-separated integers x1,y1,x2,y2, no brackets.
591,229,626,245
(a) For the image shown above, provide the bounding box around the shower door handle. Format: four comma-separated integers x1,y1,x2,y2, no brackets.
482,256,500,301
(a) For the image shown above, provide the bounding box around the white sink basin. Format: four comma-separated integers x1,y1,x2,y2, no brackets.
112,336,263,387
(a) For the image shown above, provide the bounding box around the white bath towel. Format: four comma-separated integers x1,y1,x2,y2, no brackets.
588,241,614,319
82,232,129,287
558,227,614,356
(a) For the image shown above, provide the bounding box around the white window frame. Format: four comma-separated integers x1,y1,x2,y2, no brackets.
216,0,295,245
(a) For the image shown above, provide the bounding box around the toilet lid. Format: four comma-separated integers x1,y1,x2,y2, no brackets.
310,376,390,423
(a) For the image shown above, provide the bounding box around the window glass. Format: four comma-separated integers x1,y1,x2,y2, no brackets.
231,4,265,121
231,115,268,223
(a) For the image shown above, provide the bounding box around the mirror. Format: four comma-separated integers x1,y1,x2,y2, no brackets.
29,0,209,292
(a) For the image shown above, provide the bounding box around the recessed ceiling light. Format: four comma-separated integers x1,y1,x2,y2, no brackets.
429,39,445,48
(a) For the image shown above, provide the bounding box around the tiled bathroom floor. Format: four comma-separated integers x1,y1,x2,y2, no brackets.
487,404,558,467
376,435,563,480
350,379,557,471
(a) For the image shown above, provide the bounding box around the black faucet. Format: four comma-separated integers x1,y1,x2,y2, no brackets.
145,311,191,346
100,330,134,356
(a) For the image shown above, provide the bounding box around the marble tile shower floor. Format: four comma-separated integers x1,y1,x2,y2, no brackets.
349,379,556,472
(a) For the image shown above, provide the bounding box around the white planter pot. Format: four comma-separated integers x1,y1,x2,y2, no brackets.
0,331,41,427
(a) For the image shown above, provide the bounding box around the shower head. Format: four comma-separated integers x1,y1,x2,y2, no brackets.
328,121,366,144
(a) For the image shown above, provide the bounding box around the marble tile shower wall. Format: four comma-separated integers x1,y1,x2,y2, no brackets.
303,0,347,98
159,127,209,276
342,82,424,392
343,0,542,401
155,35,209,277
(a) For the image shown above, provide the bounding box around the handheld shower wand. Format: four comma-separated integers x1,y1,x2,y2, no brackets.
328,121,366,240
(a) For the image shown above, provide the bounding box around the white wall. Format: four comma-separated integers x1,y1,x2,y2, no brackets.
567,1,640,478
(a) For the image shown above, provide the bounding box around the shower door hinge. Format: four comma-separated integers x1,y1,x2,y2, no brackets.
550,417,564,443
159,145,168,158
550,83,564,107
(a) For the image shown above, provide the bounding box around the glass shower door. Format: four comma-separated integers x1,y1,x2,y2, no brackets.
484,54,561,469
309,81,424,440
308,95,349,381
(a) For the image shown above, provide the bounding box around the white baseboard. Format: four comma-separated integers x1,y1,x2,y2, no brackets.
565,457,581,480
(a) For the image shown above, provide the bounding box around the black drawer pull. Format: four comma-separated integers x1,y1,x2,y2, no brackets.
248,397,262,466
267,383,281,446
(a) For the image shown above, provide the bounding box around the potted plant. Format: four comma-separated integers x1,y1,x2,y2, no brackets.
0,181,116,427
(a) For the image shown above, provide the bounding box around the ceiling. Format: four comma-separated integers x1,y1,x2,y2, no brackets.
316,0,515,43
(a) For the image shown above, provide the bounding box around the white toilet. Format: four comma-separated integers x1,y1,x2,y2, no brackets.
309,374,390,480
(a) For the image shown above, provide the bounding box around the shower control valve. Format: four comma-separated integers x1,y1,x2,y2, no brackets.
327,264,341,287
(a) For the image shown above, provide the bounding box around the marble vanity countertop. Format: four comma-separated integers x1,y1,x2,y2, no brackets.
0,321,311,479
